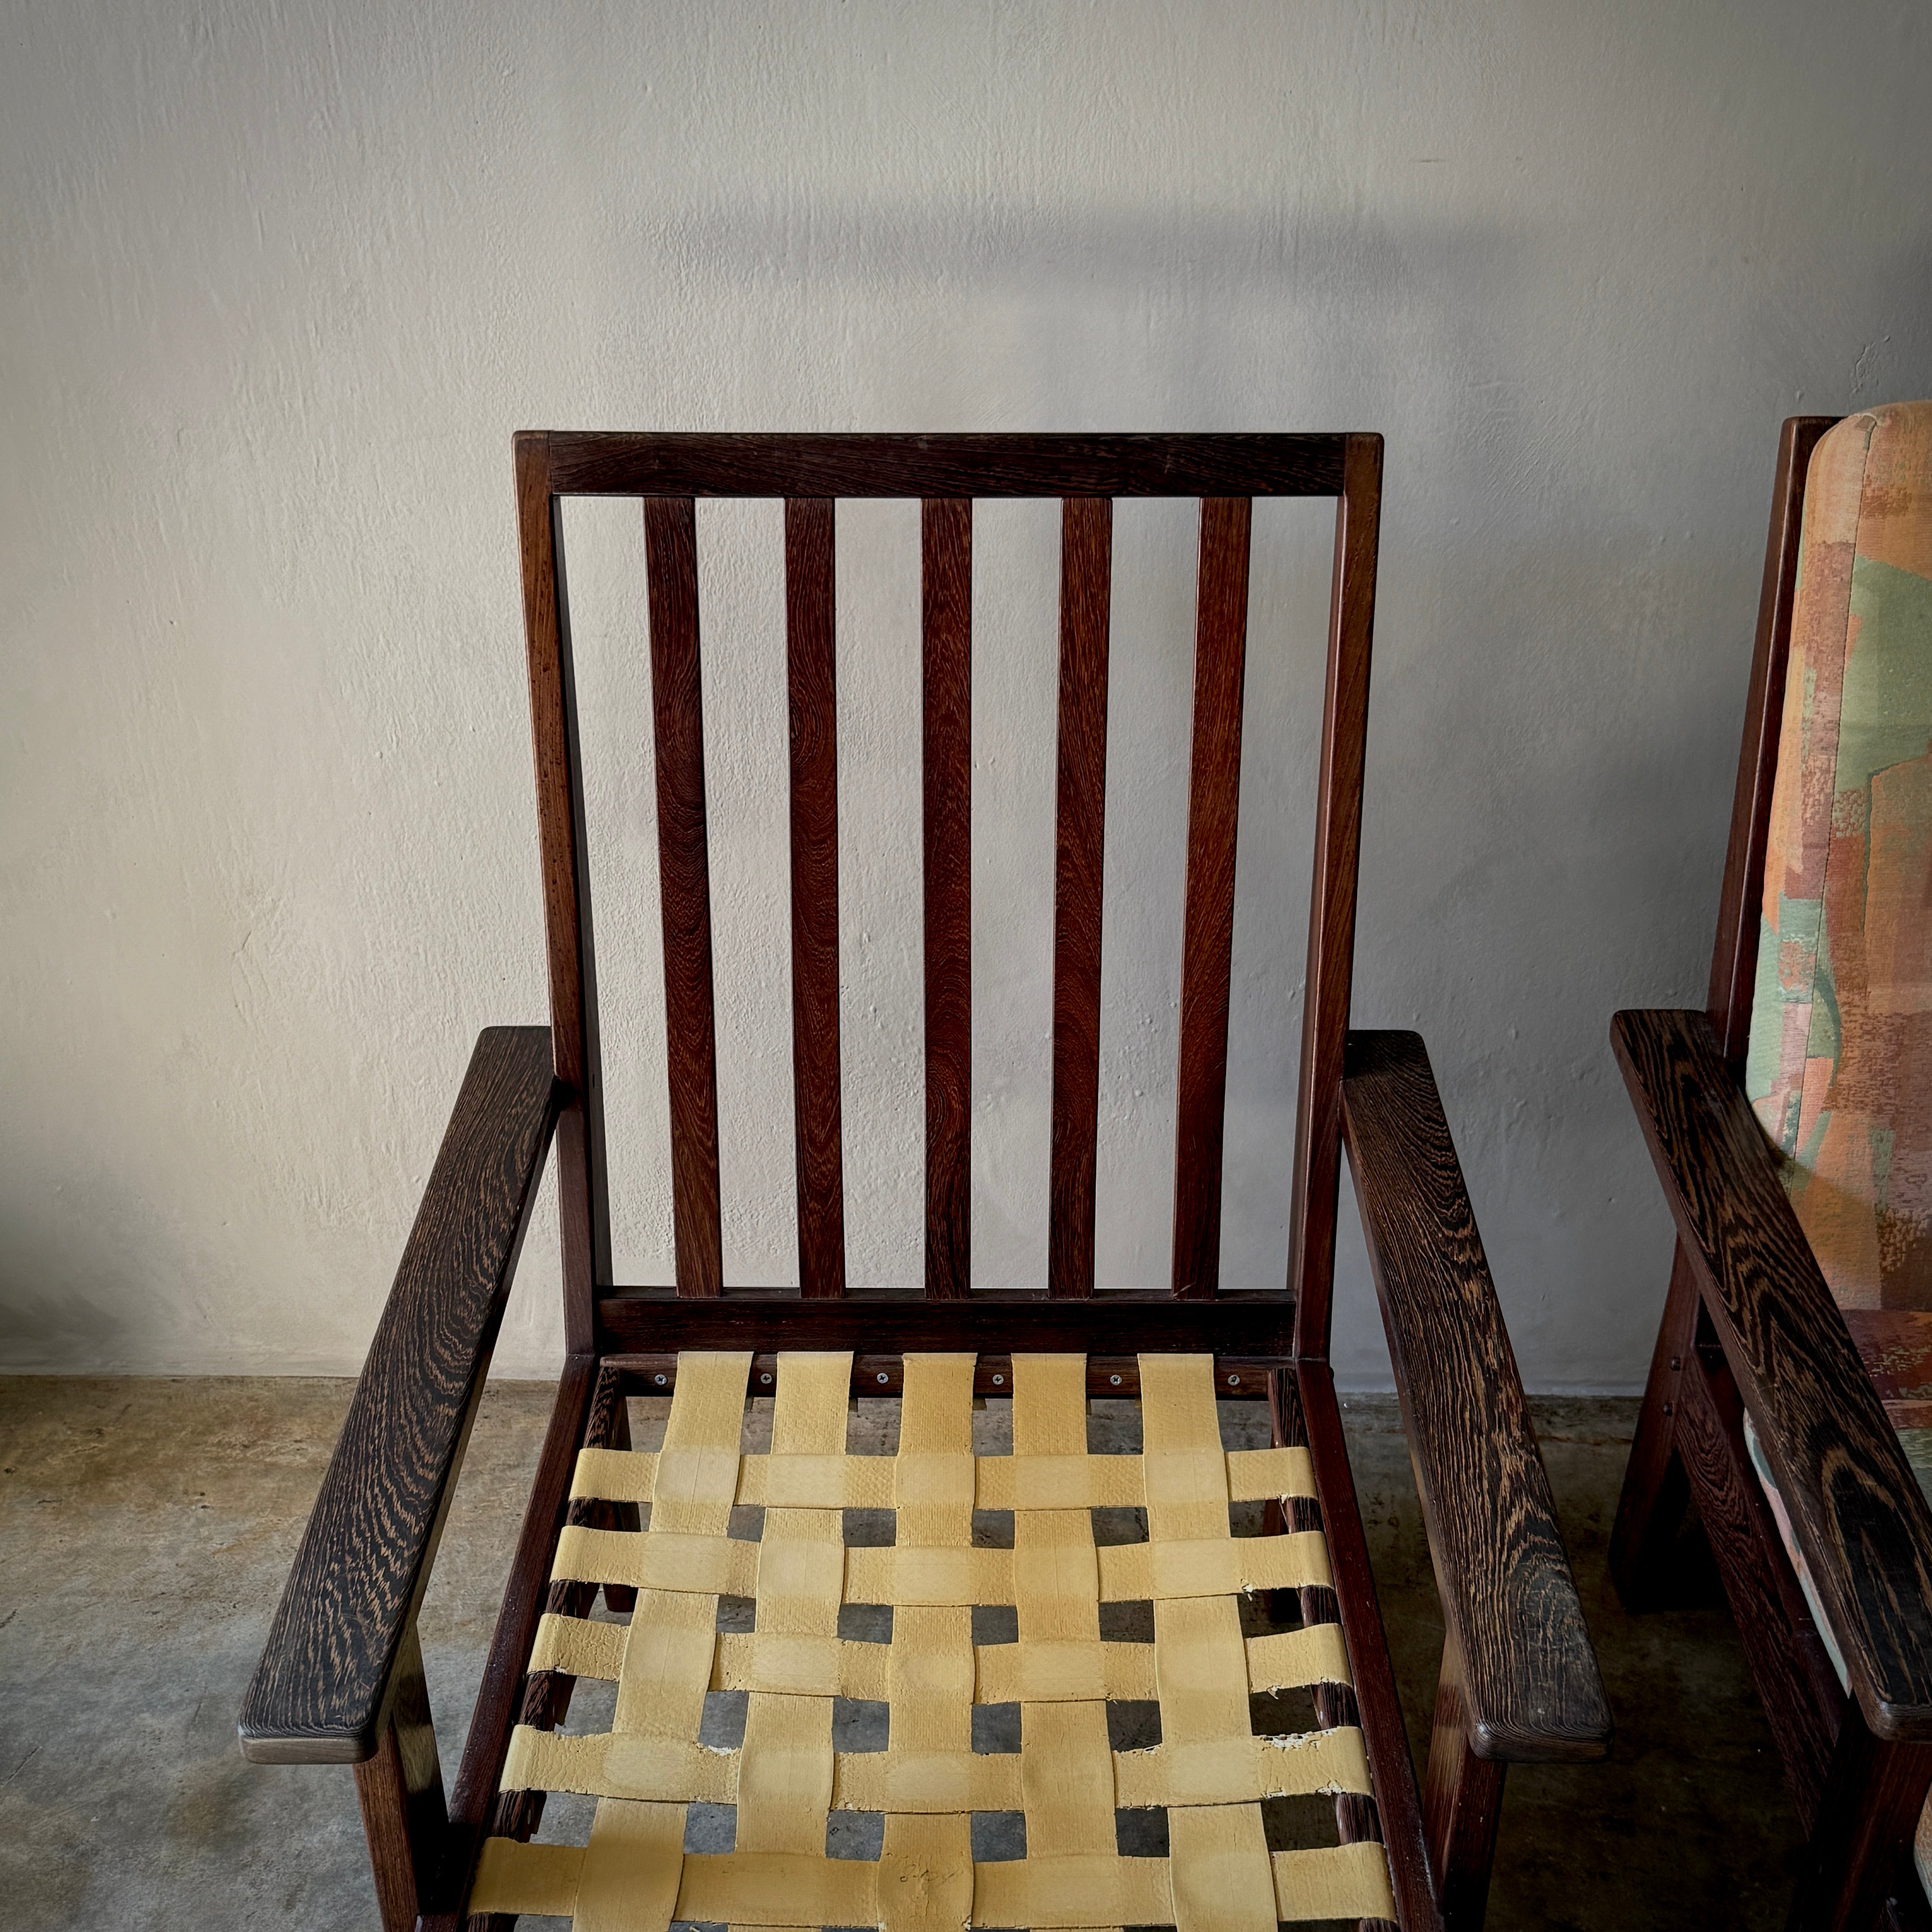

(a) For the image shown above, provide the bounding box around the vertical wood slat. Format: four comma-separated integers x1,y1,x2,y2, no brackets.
785,498,846,1297
1047,497,1113,1297
514,432,607,1349
922,497,973,1299
1170,496,1253,1299
643,496,723,1299
1290,435,1384,1356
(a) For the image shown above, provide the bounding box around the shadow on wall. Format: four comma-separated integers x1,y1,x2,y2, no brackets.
0,1277,129,1374
615,198,1536,427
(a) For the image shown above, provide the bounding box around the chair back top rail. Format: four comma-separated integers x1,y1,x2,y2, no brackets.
538,431,1348,498
513,431,1382,1352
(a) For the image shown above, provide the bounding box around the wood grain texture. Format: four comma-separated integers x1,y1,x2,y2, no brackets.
353,1622,447,1932
543,432,1347,499
922,496,972,1299
1421,1637,1508,1932
785,497,846,1298
515,432,607,1349
1706,416,1838,1067
1614,1006,1932,1739
1171,496,1252,1299
644,494,724,1299
1048,496,1113,1298
597,1289,1297,1358
1342,1030,1610,1762
1297,1362,1444,1932
238,1028,559,1763
1846,1311,1932,1427
1608,1240,1702,1610
431,1352,598,1932
1674,1333,1844,1820
1293,434,1382,1356
1790,1712,1932,1932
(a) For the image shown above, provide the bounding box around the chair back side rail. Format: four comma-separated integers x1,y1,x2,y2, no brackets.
1610,418,1840,1633
516,441,608,1352
1291,435,1384,1355
1705,415,1838,1069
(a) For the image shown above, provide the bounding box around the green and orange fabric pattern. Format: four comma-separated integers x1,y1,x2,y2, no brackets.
1748,402,1932,1311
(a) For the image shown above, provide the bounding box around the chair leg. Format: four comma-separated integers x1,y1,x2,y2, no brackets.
1422,1634,1508,1932
1610,1240,1701,1609
353,1622,450,1932
1789,1706,1932,1932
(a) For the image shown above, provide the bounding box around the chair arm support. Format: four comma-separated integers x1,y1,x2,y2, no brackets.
1612,1007,1932,1739
1341,1030,1610,1763
237,1027,561,1766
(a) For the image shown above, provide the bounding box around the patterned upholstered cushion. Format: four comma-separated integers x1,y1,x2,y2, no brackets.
1747,402,1932,1308
1740,404,1932,1904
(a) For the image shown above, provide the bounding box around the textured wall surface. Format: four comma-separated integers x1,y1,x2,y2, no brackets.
4,0,1930,1385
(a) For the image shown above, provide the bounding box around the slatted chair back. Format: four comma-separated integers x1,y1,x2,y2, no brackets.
514,434,1382,1366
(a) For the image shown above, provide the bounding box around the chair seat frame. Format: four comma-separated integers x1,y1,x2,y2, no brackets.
239,434,1607,1932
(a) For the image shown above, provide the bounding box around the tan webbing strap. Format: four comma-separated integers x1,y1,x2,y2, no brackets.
998,1356,1129,1932
476,1352,754,1928
1244,1620,1353,1694
1134,1354,1381,1921
530,1610,626,1682
581,1356,748,1930
730,1353,851,1932
1274,1842,1400,1923
869,1357,982,1927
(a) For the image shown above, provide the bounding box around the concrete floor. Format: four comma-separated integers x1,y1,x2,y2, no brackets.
0,1378,1805,1928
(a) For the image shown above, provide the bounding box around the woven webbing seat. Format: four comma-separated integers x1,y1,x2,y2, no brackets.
468,1351,1396,1931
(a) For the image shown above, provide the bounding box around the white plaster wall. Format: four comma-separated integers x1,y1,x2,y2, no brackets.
4,0,1930,1385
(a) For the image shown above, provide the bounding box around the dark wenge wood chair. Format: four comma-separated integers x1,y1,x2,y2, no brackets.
1612,404,1932,1932
238,433,1608,1932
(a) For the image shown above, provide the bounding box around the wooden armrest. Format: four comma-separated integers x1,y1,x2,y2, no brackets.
238,1027,560,1765
1612,1007,1932,1740
1341,1030,1611,1763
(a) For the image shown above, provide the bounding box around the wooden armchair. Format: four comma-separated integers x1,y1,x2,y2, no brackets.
238,434,1608,1932
1612,405,1932,1931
